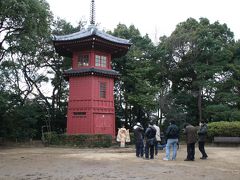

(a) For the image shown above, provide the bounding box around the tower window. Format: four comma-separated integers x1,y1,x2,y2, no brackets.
78,54,89,66
95,55,101,66
101,56,107,67
95,55,107,67
100,82,106,98
73,112,86,116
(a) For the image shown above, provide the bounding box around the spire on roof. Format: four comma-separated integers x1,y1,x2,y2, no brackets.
90,0,95,25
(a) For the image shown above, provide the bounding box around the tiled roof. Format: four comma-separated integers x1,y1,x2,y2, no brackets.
53,25,131,45
64,67,120,79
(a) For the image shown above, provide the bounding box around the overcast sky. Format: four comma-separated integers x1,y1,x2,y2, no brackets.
47,0,240,42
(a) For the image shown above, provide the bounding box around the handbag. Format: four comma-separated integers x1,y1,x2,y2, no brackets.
147,138,155,146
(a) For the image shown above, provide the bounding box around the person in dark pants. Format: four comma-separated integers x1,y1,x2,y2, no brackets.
198,121,208,159
133,122,144,158
145,121,156,159
183,123,198,161
151,116,161,156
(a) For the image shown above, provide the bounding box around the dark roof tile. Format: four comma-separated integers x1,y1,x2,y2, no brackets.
64,67,120,79
53,25,131,45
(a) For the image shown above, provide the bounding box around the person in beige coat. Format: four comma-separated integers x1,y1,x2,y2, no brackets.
117,124,130,147
183,123,198,161
153,122,161,156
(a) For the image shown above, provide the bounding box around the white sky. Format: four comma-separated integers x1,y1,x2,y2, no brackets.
47,0,240,42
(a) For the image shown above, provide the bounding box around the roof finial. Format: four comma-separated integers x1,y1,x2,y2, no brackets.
90,0,95,25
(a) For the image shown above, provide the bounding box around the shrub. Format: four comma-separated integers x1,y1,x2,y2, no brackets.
43,132,112,147
42,131,61,145
129,132,135,144
208,121,240,140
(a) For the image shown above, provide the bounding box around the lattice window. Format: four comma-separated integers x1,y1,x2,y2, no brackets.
101,56,107,67
100,82,107,98
95,55,101,66
95,55,107,67
78,54,89,66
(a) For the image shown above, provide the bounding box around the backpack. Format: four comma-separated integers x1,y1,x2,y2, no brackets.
168,125,178,138
150,126,156,138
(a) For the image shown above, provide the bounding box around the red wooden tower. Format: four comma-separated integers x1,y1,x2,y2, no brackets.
52,0,131,137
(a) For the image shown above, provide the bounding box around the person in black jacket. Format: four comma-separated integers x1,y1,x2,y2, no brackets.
133,122,144,158
198,121,208,159
163,120,179,161
145,121,156,159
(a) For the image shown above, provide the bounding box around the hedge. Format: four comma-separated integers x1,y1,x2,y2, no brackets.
208,121,240,140
43,132,112,147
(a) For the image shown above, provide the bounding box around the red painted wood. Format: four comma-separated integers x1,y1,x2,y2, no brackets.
66,50,116,137
94,113,114,135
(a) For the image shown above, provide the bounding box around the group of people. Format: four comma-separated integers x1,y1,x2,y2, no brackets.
133,120,161,159
132,118,208,161
183,121,208,161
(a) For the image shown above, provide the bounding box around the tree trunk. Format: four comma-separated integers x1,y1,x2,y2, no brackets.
198,87,202,122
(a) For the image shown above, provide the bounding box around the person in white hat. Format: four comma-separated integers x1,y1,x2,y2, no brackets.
133,122,144,157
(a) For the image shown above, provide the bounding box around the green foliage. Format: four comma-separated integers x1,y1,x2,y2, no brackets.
110,24,158,126
129,132,135,145
0,0,52,58
52,18,85,35
157,17,236,124
0,0,72,139
1,98,45,140
43,132,112,147
208,121,240,139
205,104,240,121
205,104,230,118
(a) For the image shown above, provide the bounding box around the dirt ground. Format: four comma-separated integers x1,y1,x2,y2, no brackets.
0,145,239,180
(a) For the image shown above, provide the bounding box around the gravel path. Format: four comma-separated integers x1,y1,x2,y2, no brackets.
0,145,239,180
